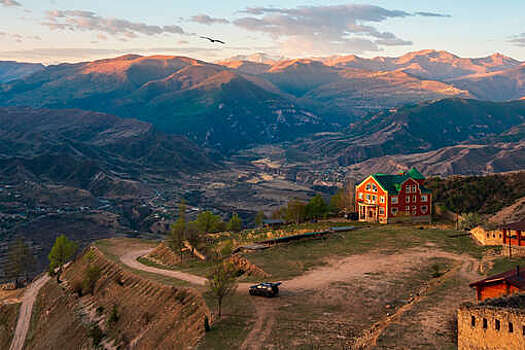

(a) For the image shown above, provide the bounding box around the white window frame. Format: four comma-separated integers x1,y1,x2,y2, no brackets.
421,194,427,202
406,196,410,203
359,193,363,199
366,184,371,191
411,185,417,193
421,205,428,214
380,196,385,203
372,184,377,192
372,195,377,203
391,207,398,216
413,195,417,202
406,185,411,193
391,196,398,204
379,207,385,215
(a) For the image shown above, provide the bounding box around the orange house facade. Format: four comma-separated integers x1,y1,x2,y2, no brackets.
355,168,432,224
469,266,525,302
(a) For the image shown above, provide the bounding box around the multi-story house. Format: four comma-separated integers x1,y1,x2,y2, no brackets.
355,168,432,224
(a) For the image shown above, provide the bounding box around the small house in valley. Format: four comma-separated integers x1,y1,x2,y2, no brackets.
355,168,432,224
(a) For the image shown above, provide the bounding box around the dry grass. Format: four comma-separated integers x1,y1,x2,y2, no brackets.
0,303,20,349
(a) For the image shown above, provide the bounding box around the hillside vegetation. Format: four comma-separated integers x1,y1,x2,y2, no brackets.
426,171,525,214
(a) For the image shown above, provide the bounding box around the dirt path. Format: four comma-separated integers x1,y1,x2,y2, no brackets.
9,274,51,350
240,298,278,350
353,252,480,349
119,248,209,286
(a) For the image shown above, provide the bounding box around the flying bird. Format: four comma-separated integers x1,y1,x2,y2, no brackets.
200,36,226,44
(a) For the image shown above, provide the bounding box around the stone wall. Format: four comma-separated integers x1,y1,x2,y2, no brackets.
458,305,525,350
501,245,525,258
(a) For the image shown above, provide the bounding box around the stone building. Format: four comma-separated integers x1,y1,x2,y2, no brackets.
458,295,525,350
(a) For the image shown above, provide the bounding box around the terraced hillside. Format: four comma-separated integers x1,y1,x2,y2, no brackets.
24,246,210,350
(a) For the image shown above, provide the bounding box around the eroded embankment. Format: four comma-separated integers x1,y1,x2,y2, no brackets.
24,246,210,350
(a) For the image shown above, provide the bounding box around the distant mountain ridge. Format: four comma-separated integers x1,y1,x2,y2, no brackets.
0,61,44,83
0,50,524,153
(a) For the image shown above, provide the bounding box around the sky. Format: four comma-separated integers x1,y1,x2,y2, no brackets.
0,0,524,64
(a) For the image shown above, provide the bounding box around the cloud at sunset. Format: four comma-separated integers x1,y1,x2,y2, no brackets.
42,10,186,39
232,4,440,55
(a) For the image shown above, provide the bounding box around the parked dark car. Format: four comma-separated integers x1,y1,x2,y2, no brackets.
249,282,282,297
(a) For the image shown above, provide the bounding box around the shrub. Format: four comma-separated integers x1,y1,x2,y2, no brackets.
107,304,120,327
71,280,83,297
88,324,105,347
96,306,105,316
82,265,101,295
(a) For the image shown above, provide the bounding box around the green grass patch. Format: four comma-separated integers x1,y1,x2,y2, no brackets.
487,257,525,275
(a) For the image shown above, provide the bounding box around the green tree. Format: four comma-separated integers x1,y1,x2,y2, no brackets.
227,213,243,232
306,194,328,220
255,211,266,227
48,234,78,283
4,238,35,288
285,199,307,224
169,201,187,263
206,241,238,318
194,211,223,234
459,212,485,231
330,180,356,216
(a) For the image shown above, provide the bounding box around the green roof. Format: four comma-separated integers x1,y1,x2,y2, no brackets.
369,168,431,195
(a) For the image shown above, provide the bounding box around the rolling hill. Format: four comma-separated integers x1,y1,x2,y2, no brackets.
0,61,44,83
289,98,525,166
0,107,216,189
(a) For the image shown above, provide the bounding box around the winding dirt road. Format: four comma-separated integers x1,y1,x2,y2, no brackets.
9,274,51,350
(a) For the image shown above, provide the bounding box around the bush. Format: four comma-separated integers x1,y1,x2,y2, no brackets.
459,212,485,231
82,265,101,295
71,280,83,297
96,306,105,316
88,324,105,347
107,304,120,327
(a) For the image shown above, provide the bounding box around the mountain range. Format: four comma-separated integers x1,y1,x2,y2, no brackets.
2,50,524,153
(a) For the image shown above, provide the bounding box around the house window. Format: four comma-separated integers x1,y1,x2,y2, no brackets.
366,194,370,201
471,316,476,327
359,193,363,199
413,195,417,202
509,322,513,333
421,206,428,214
411,185,417,193
372,195,377,203
495,319,500,331
522,325,525,335
483,318,487,329
405,206,410,211
391,196,398,204
366,184,371,191
380,196,385,203
406,185,411,193
406,196,410,203
372,184,377,192
391,208,398,216
412,206,417,211
421,195,427,202
379,207,385,215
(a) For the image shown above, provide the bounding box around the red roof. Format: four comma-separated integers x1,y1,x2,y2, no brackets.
470,266,525,290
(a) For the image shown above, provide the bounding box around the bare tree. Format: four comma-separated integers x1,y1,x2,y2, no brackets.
4,238,35,288
205,241,238,318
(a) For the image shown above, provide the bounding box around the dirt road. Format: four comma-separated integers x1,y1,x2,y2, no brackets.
9,274,51,350
120,249,209,286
